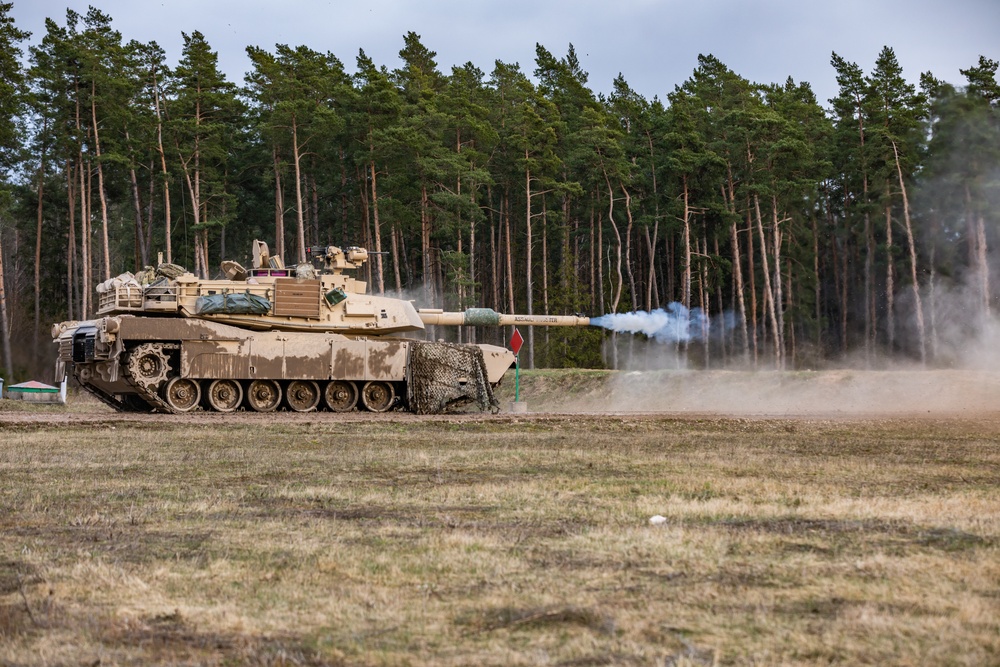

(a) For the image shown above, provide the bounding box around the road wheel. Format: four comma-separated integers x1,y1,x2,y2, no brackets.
246,379,281,412
361,381,395,412
163,377,200,412
206,379,243,413
324,380,358,412
286,380,320,412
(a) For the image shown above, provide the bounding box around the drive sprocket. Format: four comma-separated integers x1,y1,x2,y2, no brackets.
125,343,171,391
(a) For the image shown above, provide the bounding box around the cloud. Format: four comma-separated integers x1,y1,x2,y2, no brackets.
11,0,1000,103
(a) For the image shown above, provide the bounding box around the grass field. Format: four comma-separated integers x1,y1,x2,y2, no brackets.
1,398,999,664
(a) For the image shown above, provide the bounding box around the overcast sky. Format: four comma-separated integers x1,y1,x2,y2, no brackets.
10,0,1000,107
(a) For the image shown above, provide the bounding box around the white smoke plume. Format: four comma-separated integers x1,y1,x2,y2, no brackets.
591,303,732,344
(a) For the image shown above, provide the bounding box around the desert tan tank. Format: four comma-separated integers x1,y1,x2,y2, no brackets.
52,241,590,414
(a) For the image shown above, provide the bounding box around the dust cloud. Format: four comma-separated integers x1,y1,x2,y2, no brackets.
602,369,1000,416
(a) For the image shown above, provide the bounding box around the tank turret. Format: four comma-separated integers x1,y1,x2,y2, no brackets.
53,241,593,415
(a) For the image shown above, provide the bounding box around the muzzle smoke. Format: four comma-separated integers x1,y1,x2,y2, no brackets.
590,303,714,343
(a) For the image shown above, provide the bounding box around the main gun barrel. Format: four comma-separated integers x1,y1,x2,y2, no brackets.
418,307,590,327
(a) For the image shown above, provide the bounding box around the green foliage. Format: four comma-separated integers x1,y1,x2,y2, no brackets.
0,1,29,176
0,14,998,377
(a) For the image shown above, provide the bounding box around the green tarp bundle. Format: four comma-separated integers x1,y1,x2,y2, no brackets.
195,291,271,315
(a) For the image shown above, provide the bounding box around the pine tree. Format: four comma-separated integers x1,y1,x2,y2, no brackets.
830,52,875,361
0,1,28,381
866,46,927,361
392,32,450,306
171,31,240,277
352,49,402,295
247,44,345,264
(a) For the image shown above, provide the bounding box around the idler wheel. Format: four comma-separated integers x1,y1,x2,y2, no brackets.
247,379,281,412
206,379,243,413
361,381,395,413
163,377,201,412
286,380,321,412
324,380,359,412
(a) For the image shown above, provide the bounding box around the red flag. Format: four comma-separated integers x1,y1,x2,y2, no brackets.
510,328,524,355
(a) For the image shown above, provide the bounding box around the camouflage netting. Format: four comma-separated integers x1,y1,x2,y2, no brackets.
156,262,187,279
407,341,499,414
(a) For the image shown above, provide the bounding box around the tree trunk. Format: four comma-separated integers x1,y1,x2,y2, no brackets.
813,212,822,352
273,145,284,260
525,161,534,368
542,207,549,315
340,148,349,243
146,163,156,262
489,207,497,312
645,130,661,311
0,231,14,384
605,175,623,314
370,161,384,294
66,161,76,321
730,216,749,361
358,172,372,287
80,151,90,318
490,186,498,312
597,198,604,314
681,176,692,312
929,219,939,360
841,238,849,355
391,223,402,295
885,197,895,354
292,116,307,264
0,231,13,381
152,62,172,263
504,191,514,315
128,158,147,267
421,184,433,306
699,236,710,367
34,150,45,364
179,162,202,276
722,177,748,362
621,183,636,309
644,226,658,311
91,82,111,281
590,204,597,313
746,207,757,366
311,173,320,247
771,198,786,369
891,140,925,363
977,214,989,316
787,257,796,365
754,195,779,368
714,236,725,362
469,187,477,311
965,185,990,324
542,207,549,363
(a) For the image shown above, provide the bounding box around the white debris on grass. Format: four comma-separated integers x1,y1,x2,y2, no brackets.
648,515,667,525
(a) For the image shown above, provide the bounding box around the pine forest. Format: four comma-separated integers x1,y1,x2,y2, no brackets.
0,3,998,383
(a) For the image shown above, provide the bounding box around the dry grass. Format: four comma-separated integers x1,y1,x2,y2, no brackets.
1,411,998,665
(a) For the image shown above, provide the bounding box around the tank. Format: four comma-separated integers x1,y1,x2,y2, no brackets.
51,241,590,414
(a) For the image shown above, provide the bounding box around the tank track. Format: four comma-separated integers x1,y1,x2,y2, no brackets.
76,338,503,415
122,343,183,413
75,343,184,414
75,372,151,412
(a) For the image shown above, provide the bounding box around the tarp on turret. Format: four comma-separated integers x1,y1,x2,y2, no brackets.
195,291,271,315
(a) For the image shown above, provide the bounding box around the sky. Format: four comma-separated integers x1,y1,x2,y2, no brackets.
9,0,1000,107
